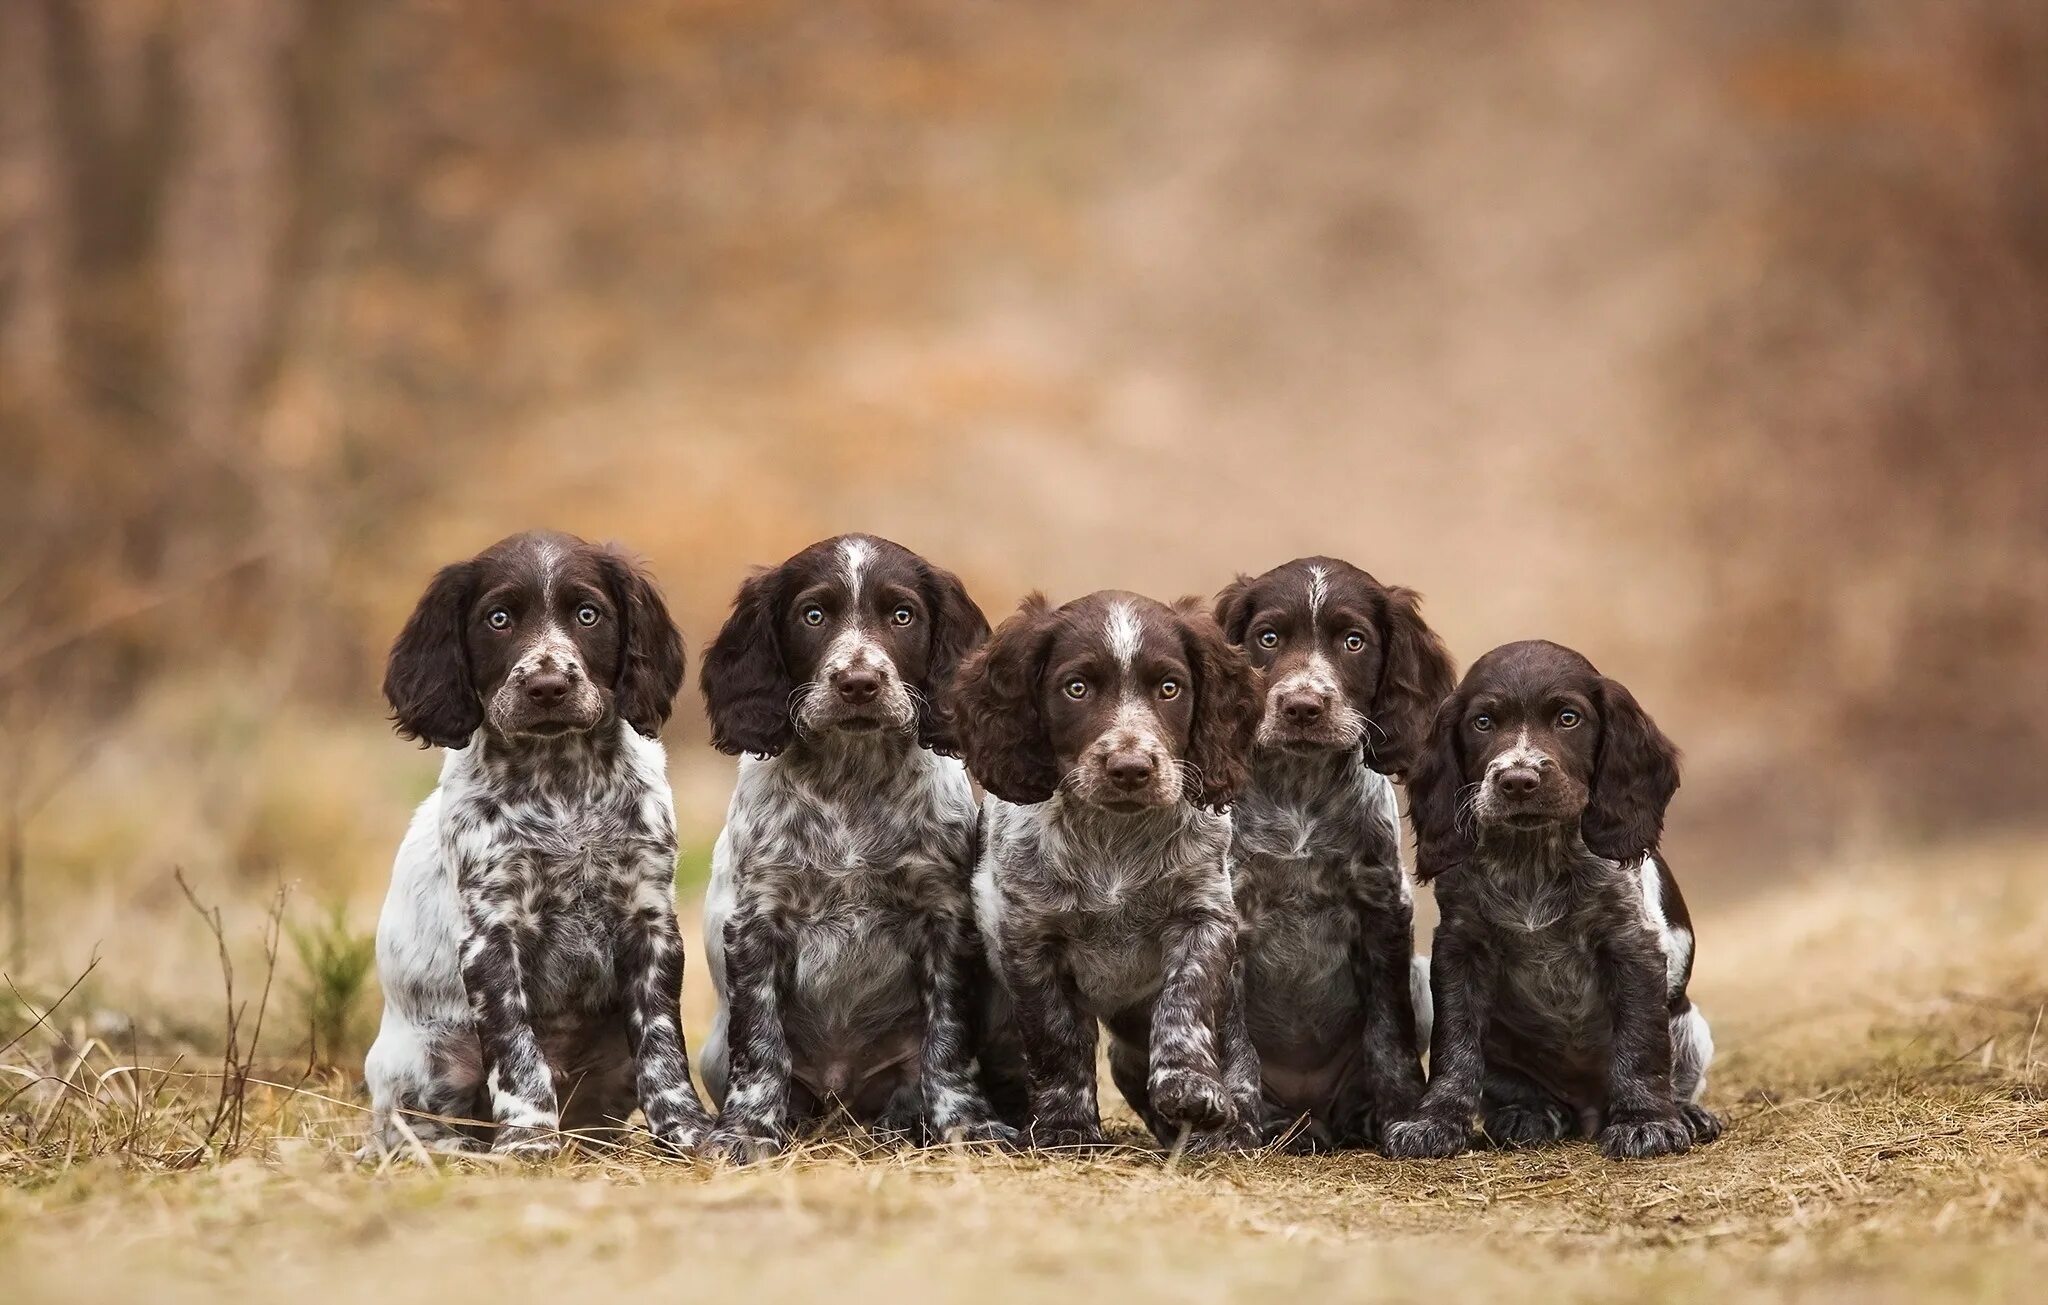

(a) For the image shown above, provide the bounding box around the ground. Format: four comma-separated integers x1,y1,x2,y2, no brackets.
4,836,2045,1304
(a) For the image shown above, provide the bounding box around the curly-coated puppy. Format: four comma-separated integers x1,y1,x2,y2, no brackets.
697,534,1014,1161
1213,557,1455,1150
957,591,1264,1153
1385,640,1721,1161
365,530,714,1157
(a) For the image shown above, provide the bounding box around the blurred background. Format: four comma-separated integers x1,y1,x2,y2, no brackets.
1,1,2044,1060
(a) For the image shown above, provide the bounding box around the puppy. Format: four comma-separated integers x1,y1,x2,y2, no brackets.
1213,557,1455,1149
1385,640,1721,1161
365,530,714,1157
696,534,1013,1160
956,592,1264,1152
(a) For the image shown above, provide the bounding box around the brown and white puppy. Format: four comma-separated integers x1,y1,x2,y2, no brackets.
365,530,713,1157
697,534,1012,1161
1213,557,1455,1149
1385,640,1721,1161
956,591,1264,1152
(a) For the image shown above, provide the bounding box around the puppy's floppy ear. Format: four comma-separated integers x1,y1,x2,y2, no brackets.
1581,676,1681,863
1178,602,1262,810
1366,585,1457,779
951,594,1060,804
1211,574,1256,645
384,560,483,749
1405,693,1472,882
700,566,794,757
598,547,687,739
915,560,991,756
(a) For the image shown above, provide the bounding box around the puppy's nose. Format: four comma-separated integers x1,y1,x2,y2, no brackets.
1105,752,1155,792
833,668,881,706
1495,766,1542,798
1279,693,1325,727
524,672,571,707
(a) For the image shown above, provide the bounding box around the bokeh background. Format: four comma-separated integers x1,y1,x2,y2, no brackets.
2,0,2044,1056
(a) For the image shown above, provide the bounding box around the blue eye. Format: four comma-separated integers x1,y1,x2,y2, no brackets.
576,605,600,627
803,607,825,627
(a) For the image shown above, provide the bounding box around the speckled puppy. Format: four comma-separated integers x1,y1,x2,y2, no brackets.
696,535,1013,1162
957,592,1264,1153
1214,557,1456,1150
365,530,713,1158
1385,640,1722,1161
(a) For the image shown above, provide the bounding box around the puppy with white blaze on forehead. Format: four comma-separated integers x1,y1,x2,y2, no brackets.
364,530,713,1158
955,591,1265,1153
696,535,1013,1163
1385,640,1723,1162
1214,557,1456,1150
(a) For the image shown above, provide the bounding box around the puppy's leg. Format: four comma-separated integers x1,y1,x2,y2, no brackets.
364,1014,485,1157
1477,1067,1575,1148
1593,937,1692,1161
1146,908,1236,1134
999,932,1105,1150
707,899,795,1163
457,891,564,1157
618,871,716,1154
1384,930,1494,1159
1346,888,1427,1148
1180,969,1262,1155
915,916,1016,1146
1670,1000,1722,1144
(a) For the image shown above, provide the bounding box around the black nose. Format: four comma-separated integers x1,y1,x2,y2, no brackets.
1495,766,1542,798
833,668,881,706
1279,693,1325,727
525,672,571,707
1105,752,1155,791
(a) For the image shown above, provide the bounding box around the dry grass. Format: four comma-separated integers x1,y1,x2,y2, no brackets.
4,836,2047,1304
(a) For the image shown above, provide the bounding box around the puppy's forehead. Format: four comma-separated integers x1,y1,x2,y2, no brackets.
475,529,596,589
1053,591,1183,666
1248,556,1382,619
784,533,923,597
1464,640,1599,700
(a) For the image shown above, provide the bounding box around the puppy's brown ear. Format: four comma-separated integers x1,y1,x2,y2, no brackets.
916,560,991,756
1211,574,1257,645
1405,693,1473,883
1366,585,1457,779
700,566,794,757
1179,604,1262,810
384,561,483,748
598,548,687,739
951,595,1060,804
1581,677,1681,864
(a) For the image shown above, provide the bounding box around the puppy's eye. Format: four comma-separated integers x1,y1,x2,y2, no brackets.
892,606,915,626
1158,679,1180,701
802,606,825,627
576,605,600,627
1342,631,1367,653
1472,714,1493,732
1064,679,1088,700
1557,709,1581,728
486,609,512,631
1256,630,1279,649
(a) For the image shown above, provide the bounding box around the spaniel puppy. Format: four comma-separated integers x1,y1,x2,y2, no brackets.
1213,557,1455,1149
957,592,1264,1152
364,530,713,1157
696,534,1013,1161
1385,640,1721,1161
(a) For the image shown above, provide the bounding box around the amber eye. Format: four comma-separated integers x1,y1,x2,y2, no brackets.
1257,630,1279,649
1158,679,1180,701
1342,631,1366,652
1472,714,1493,732
1557,709,1581,728
576,605,600,627
1064,679,1088,700
802,606,826,627
892,606,915,626
486,609,511,631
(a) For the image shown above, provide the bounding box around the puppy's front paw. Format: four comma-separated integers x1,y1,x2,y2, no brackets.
1382,1112,1473,1159
1481,1101,1575,1149
1679,1102,1724,1146
938,1118,1022,1148
1149,1066,1231,1132
1598,1110,1692,1160
1026,1122,1110,1152
703,1128,784,1166
648,1120,712,1158
491,1127,566,1160
1177,1122,1260,1156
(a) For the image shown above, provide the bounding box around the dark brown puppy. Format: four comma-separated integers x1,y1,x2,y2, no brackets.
1385,640,1721,1161
1214,558,1455,1149
957,592,1265,1152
